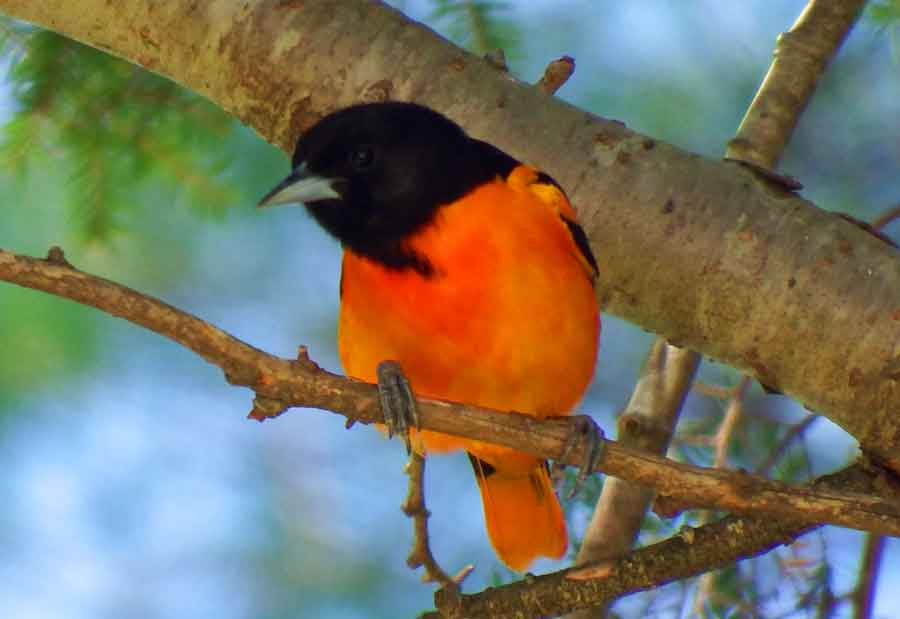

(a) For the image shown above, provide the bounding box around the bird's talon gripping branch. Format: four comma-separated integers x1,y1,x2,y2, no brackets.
560,414,606,496
377,360,419,454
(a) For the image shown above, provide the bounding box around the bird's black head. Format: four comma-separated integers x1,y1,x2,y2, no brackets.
258,102,515,272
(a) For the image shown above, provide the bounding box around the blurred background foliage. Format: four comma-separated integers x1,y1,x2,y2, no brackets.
1,1,899,618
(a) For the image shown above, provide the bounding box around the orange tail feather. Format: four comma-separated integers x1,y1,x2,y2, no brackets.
469,454,567,572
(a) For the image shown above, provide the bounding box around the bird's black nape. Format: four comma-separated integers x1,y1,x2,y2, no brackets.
285,102,518,274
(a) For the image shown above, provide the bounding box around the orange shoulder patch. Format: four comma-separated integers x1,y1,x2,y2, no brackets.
505,164,598,281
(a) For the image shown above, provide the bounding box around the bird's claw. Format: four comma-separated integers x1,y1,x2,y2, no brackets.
560,414,606,498
376,360,419,454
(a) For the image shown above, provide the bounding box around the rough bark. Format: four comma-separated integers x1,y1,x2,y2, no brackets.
6,245,900,619
2,0,899,468
565,3,868,617
426,462,894,619
728,0,868,169
566,342,698,619
3,246,900,538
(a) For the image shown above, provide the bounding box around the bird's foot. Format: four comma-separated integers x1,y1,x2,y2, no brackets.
376,360,419,454
560,414,606,498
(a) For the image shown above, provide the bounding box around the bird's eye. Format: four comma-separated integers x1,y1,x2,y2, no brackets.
348,145,376,171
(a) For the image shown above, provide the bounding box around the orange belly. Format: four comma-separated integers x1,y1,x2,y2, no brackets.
337,178,599,472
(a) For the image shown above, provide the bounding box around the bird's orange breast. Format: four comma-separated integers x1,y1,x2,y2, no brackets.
338,172,599,470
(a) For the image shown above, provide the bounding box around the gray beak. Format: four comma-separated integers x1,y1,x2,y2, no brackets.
257,162,342,208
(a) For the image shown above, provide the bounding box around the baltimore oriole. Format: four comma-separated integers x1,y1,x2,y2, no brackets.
259,102,600,572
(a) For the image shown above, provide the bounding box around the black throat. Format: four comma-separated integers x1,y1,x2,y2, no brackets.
292,103,519,276
329,138,517,276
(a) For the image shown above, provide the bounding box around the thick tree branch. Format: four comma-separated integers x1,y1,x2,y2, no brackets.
2,247,900,542
3,0,900,468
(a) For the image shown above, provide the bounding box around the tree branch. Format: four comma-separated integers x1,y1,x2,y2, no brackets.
536,56,575,96
426,463,892,619
566,342,698,619
5,247,897,619
692,376,752,615
852,533,885,619
568,4,865,615
755,414,819,476
2,246,900,542
435,515,812,619
727,0,868,169
872,202,900,232
3,0,900,467
402,452,471,590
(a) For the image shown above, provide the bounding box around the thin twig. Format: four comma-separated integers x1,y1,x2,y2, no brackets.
483,48,508,72
462,0,491,56
815,563,837,619
852,534,885,619
692,376,752,616
713,377,751,469
755,414,819,476
536,56,575,95
693,382,734,400
402,452,470,590
871,202,900,231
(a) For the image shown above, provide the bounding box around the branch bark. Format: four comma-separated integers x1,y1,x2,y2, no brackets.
569,5,865,615
402,452,466,590
2,246,900,542
852,533,885,619
3,0,900,468
566,341,698,619
427,463,890,619
727,0,868,169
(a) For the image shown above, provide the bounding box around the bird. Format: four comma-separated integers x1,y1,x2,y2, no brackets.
258,102,600,572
